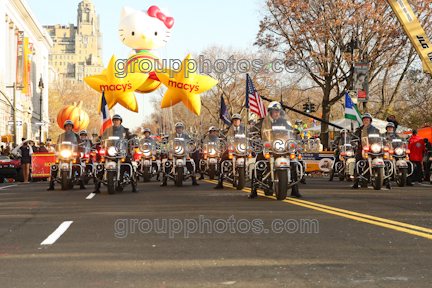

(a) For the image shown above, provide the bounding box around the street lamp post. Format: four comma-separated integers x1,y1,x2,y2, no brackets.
38,76,44,143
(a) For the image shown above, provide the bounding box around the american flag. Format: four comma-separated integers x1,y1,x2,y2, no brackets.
246,74,267,118
100,91,113,136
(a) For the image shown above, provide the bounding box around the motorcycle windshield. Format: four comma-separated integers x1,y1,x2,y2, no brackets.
56,133,78,153
168,134,187,156
229,134,249,155
261,115,294,143
362,134,382,147
140,139,156,155
390,139,404,149
102,136,128,157
101,126,126,140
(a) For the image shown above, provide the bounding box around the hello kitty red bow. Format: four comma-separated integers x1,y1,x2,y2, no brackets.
147,6,174,29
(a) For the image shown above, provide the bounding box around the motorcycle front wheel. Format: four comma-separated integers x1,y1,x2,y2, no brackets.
275,169,288,200
372,167,383,190
107,171,116,194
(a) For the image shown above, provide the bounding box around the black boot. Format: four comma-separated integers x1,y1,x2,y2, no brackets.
290,185,302,198
352,178,359,189
199,173,204,180
329,169,334,181
386,180,392,189
80,179,86,189
192,176,199,186
131,179,138,192
300,177,306,184
214,174,224,189
248,187,258,198
93,178,101,193
160,176,167,186
47,181,55,191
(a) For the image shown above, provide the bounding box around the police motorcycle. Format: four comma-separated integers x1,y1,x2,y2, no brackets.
161,123,199,187
385,122,414,187
252,102,304,200
200,126,220,180
223,128,251,190
356,133,390,190
96,115,138,194
138,129,159,182
79,130,94,184
329,130,357,181
52,132,85,191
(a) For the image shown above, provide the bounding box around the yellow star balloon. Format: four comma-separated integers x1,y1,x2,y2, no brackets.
84,55,148,113
156,54,218,115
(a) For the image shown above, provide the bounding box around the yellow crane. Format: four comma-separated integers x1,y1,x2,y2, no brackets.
388,0,432,74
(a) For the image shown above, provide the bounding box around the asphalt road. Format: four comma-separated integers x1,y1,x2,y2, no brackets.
0,176,431,287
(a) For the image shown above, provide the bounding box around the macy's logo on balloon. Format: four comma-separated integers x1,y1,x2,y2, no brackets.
168,80,199,92
100,83,133,92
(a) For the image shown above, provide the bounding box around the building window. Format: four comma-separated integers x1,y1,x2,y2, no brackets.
55,62,57,66
84,44,87,48
55,55,57,59
79,50,81,54
79,56,81,60
68,56,70,59
85,50,87,54
57,68,59,72
80,44,81,48
60,56,62,59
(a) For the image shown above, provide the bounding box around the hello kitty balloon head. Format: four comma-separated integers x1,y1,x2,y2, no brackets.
118,6,174,51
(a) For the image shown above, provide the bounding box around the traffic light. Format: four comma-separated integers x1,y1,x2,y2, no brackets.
303,103,310,113
310,103,316,112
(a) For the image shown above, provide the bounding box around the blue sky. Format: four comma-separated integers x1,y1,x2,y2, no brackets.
27,0,263,129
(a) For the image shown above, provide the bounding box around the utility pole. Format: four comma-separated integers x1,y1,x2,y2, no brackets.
38,76,44,143
5,83,24,144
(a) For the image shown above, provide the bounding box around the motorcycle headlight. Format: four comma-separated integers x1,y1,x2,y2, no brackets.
174,144,184,155
346,151,354,157
236,142,247,154
107,146,117,156
394,147,403,156
371,143,381,153
208,149,217,156
143,151,151,157
60,150,72,158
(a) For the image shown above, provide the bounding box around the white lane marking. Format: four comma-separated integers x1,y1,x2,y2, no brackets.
419,183,432,187
86,192,96,199
368,186,389,191
41,221,73,245
0,185,18,190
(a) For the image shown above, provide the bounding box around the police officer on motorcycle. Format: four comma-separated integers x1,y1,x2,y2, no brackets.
352,113,380,189
198,126,219,180
214,114,245,189
383,122,400,142
161,122,199,186
47,120,85,190
94,114,138,193
250,102,302,198
80,130,92,147
329,129,351,181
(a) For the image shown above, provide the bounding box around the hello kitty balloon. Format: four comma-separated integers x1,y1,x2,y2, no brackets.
118,6,174,93
118,6,174,59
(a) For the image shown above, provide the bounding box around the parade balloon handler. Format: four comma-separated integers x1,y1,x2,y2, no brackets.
407,129,426,186
11,139,34,183
423,138,432,181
